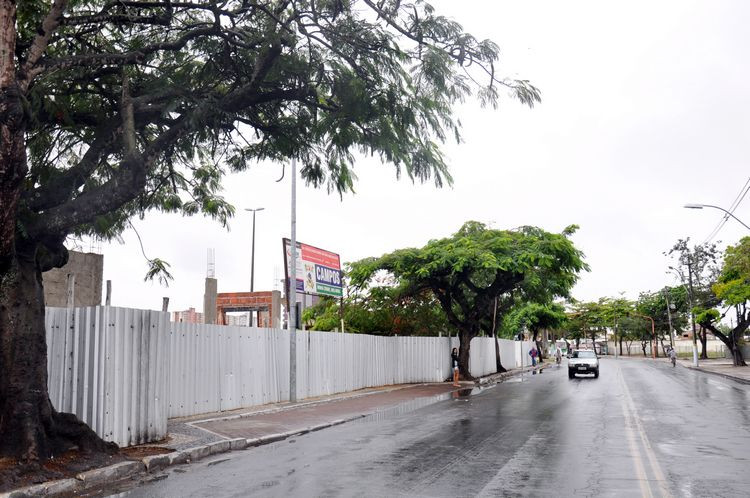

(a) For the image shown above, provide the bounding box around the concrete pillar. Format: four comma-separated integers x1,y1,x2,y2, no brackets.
203,277,217,324
270,290,281,329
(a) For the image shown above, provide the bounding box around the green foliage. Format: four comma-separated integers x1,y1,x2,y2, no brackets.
713,237,750,306
499,302,567,339
16,0,541,265
303,287,450,336
635,287,689,336
349,221,587,341
144,258,173,287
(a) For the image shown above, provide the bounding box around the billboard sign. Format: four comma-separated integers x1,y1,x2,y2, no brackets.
283,238,342,297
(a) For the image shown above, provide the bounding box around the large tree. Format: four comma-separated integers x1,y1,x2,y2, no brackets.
667,238,720,359
0,1,540,464
348,222,587,379
697,237,750,366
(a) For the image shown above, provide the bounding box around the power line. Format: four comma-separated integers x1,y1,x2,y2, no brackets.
703,176,750,244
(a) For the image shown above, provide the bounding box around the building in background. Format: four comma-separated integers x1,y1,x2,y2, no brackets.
43,251,103,307
172,307,203,324
224,314,249,327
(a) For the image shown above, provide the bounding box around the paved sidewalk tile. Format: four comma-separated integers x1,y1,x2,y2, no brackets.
678,358,750,384
194,384,459,440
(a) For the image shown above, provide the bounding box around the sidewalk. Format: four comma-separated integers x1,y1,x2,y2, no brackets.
165,363,543,452
165,383,461,451
678,357,750,384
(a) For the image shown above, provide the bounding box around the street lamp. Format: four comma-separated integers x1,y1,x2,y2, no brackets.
245,207,264,326
684,203,750,231
667,266,699,367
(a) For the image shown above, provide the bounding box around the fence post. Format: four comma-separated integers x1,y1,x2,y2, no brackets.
66,273,75,308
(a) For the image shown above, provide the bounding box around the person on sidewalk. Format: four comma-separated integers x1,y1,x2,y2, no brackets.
669,347,677,367
451,348,460,386
529,346,538,367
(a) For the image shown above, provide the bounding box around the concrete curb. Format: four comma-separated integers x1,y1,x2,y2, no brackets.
0,478,80,498
476,364,544,385
1,461,145,498
682,364,750,385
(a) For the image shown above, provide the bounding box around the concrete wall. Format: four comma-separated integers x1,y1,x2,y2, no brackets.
604,340,727,357
43,251,103,307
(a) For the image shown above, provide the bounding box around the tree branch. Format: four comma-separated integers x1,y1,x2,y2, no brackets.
20,0,68,91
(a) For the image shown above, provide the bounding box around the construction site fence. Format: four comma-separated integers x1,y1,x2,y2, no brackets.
45,306,532,446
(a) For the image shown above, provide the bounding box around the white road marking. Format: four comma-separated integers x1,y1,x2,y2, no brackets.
617,366,673,498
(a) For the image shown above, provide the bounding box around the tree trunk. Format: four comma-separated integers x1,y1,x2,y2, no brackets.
730,343,746,367
619,336,623,356
699,327,709,360
591,330,597,355
533,330,543,363
493,334,506,373
457,329,474,380
703,323,747,367
0,249,116,463
659,337,669,355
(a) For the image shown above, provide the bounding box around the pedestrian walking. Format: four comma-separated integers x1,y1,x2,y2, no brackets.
529,346,538,367
669,347,677,367
451,348,460,386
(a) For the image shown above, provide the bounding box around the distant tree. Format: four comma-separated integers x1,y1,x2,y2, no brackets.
303,286,450,336
501,302,566,360
0,1,540,464
697,237,750,366
597,297,634,356
348,222,587,379
635,287,689,355
565,300,610,354
667,239,720,359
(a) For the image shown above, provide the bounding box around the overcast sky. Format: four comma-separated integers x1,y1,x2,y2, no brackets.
91,0,749,313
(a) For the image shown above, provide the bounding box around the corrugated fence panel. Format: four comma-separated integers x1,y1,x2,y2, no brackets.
48,308,538,436
45,306,169,447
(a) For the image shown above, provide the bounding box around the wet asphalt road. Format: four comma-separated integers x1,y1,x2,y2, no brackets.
116,358,750,497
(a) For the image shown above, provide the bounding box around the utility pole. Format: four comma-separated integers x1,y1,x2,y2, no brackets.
686,258,699,367
289,158,298,403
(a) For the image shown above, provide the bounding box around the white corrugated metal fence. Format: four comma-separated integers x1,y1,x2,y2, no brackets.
46,306,170,447
46,307,533,445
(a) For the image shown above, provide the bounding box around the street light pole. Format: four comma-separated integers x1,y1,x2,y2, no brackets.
684,203,750,231
686,259,699,367
289,158,297,403
244,207,264,326
667,266,698,367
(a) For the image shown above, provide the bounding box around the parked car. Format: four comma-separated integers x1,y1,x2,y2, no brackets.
568,350,599,379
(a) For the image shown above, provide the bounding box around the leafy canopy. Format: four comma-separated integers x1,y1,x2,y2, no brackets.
14,0,541,262
713,237,750,306
349,221,587,337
